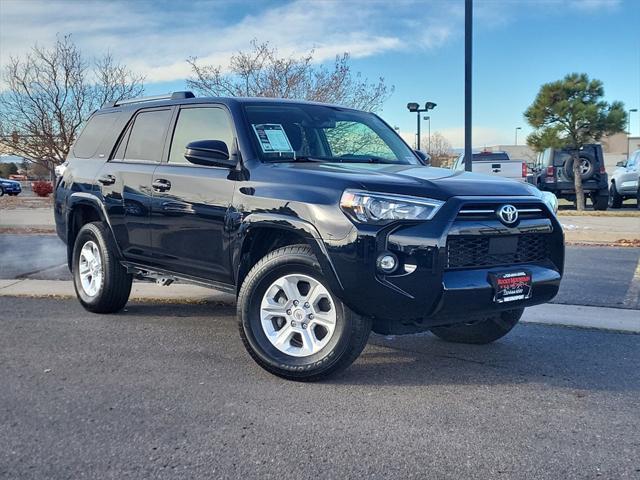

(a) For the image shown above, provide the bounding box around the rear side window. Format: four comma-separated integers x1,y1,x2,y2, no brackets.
123,109,172,162
168,107,234,164
73,113,120,158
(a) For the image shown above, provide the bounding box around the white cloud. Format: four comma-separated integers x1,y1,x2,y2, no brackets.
0,0,442,84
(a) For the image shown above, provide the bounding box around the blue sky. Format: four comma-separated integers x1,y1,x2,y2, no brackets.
1,0,639,148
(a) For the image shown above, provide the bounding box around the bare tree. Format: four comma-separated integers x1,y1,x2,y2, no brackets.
187,40,393,112
419,131,453,166
0,35,144,179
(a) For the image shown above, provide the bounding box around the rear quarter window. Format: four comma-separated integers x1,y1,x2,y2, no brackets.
73,112,120,158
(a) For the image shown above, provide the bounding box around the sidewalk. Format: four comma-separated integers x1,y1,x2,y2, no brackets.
558,214,640,245
1,279,637,333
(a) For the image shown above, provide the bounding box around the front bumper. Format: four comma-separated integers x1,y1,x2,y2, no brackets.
326,196,564,334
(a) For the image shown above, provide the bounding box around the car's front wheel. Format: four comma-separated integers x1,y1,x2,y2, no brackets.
72,222,132,313
238,245,371,381
430,308,524,344
609,183,623,208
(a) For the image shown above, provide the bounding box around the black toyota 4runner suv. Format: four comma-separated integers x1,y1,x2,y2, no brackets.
55,92,564,380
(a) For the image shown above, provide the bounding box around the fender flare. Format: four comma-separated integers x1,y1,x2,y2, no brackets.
235,212,344,294
65,192,123,268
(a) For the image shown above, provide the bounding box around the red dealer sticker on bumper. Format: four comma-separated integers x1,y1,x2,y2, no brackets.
488,271,532,304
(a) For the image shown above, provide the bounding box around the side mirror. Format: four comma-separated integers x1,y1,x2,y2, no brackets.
616,161,626,167
184,140,235,168
414,150,431,165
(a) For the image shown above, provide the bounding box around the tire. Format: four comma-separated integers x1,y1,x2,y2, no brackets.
72,222,132,313
238,244,371,381
565,156,594,181
0,188,4,196
592,190,608,211
608,182,623,208
430,308,524,345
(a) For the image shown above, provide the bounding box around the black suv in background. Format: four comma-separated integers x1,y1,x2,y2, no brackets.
533,144,609,210
55,92,564,380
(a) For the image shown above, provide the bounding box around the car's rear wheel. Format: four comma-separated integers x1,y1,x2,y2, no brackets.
609,182,623,208
72,222,132,313
238,245,371,381
430,308,524,344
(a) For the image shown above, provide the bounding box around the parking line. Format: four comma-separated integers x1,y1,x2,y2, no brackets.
623,256,640,309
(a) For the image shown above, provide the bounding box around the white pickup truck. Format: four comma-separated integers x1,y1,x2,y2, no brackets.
452,151,527,182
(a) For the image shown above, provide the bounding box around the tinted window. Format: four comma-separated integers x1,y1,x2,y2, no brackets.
168,108,234,164
73,113,119,158
124,109,172,162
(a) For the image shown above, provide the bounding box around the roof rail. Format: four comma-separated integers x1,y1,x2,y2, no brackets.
103,91,195,108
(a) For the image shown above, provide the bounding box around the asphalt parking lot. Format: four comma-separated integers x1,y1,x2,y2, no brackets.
1,297,639,479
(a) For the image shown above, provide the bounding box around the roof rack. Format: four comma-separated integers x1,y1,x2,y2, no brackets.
103,91,195,108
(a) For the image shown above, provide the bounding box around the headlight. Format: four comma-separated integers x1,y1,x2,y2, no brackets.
1,182,11,186
540,191,558,214
340,189,444,224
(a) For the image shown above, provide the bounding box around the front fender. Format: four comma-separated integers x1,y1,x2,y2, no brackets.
234,212,345,295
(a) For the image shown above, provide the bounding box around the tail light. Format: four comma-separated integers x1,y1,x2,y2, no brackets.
521,162,527,178
545,165,556,183
599,163,606,174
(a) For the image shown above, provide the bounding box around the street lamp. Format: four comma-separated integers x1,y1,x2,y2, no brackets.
628,108,638,134
407,102,437,150
424,116,431,153
515,127,522,146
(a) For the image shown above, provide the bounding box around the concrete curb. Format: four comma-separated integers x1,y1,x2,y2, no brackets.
521,303,639,334
1,279,637,333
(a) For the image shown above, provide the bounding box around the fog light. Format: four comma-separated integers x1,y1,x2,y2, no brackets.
376,253,398,274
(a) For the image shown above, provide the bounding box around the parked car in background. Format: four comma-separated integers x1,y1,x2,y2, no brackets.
0,177,22,196
532,144,609,210
609,149,640,208
452,151,527,182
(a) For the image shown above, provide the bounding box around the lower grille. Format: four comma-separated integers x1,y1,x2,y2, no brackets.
446,234,550,269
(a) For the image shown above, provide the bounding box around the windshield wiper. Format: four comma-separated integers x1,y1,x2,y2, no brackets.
338,155,390,164
267,155,326,163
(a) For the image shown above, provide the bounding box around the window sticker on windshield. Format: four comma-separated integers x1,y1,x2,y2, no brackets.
252,124,294,153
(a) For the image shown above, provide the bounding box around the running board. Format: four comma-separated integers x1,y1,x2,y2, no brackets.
120,261,236,294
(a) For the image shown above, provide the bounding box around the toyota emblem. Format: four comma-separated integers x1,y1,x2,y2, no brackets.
497,204,518,225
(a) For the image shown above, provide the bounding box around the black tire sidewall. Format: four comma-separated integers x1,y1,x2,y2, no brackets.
73,225,107,307
239,251,353,376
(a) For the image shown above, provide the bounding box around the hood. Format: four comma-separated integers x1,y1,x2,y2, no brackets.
273,163,537,199
0,177,19,184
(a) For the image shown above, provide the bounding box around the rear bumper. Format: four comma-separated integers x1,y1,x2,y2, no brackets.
1,184,21,193
325,196,564,334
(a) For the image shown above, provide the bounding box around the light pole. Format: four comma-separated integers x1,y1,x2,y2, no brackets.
628,109,638,158
407,102,437,150
464,0,472,172
515,127,522,145
628,108,638,134
424,116,431,153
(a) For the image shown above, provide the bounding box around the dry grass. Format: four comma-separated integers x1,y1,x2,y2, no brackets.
558,210,640,217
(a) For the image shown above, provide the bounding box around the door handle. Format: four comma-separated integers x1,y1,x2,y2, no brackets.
97,174,116,186
152,178,171,192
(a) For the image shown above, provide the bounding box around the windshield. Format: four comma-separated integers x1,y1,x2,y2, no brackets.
243,103,419,165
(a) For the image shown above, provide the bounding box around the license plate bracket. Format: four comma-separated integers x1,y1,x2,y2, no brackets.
488,270,532,304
